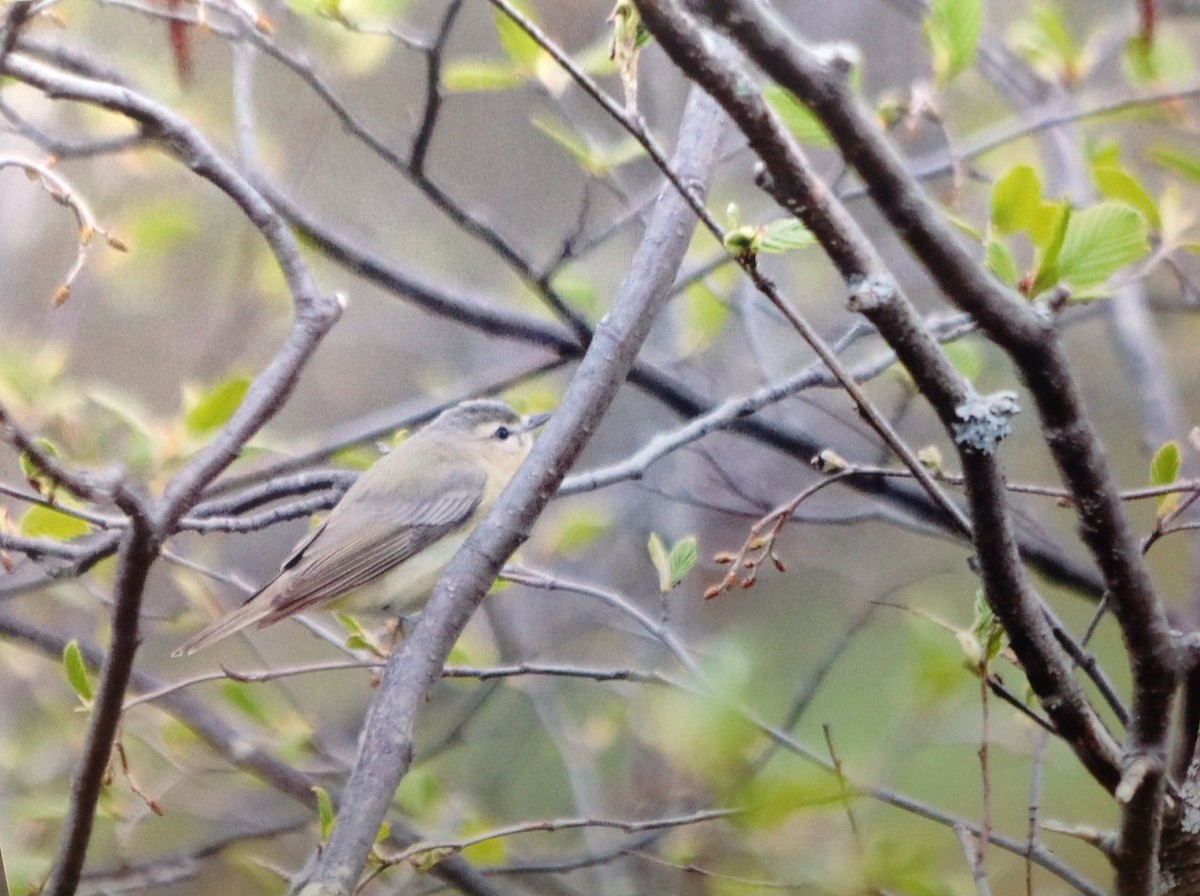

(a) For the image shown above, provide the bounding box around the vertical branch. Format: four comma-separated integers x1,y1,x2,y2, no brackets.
297,85,728,896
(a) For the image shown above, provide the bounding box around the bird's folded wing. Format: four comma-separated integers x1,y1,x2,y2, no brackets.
258,488,482,624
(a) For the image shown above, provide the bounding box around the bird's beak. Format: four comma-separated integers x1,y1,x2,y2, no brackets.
523,410,553,432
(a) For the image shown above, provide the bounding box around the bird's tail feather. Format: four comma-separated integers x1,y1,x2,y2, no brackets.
171,593,274,657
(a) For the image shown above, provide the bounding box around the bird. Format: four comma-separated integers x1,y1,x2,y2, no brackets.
172,399,550,656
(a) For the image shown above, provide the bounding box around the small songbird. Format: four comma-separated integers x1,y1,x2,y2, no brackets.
173,399,550,656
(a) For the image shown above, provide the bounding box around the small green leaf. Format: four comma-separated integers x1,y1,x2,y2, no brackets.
1052,201,1148,294
647,532,670,593
1122,32,1193,85
1009,4,1084,82
924,0,981,84
985,239,1020,286
183,375,250,436
63,640,93,705
1150,440,1181,487
1149,143,1200,185
313,786,335,842
1093,165,1161,230
755,219,816,253
19,437,59,495
667,536,698,589
1031,201,1071,293
219,681,272,726
19,504,91,541
1150,440,1182,519
492,2,540,69
990,164,1057,244
443,60,525,92
942,341,984,382
763,85,832,147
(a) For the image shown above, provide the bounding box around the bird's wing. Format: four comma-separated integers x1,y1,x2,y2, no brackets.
172,468,484,656
258,486,483,623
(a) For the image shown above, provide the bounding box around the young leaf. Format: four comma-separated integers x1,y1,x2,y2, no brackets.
667,536,698,589
985,239,1020,286
1031,201,1071,293
1052,201,1148,294
313,786,335,843
763,85,832,147
755,219,816,253
1150,440,1182,519
63,640,94,705
183,374,250,436
442,61,524,93
1149,143,1200,185
990,164,1048,240
924,0,981,85
19,437,59,495
647,532,670,593
492,3,540,70
1093,165,1161,230
19,504,91,541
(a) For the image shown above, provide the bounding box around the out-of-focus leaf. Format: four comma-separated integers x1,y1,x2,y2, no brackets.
63,640,94,706
395,764,442,816
314,786,335,842
990,164,1047,239
493,2,540,69
533,116,643,176
1093,164,1161,230
459,816,507,865
985,239,1020,286
730,763,842,828
941,341,984,382
924,0,981,84
1030,201,1071,293
19,437,59,495
681,280,730,355
1150,143,1200,184
183,374,250,436
219,681,272,727
19,504,91,541
755,219,816,253
549,507,611,555
443,60,525,92
1122,31,1193,85
764,85,832,146
1008,4,1084,82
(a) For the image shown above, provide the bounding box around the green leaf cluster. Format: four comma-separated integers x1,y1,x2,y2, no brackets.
987,163,1148,300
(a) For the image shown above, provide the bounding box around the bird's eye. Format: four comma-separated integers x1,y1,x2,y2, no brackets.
494,425,511,440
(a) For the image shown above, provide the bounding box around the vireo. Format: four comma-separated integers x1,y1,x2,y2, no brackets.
173,399,550,656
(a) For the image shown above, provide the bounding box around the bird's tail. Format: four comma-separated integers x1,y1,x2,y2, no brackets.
171,590,276,657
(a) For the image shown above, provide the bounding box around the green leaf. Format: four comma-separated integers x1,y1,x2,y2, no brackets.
63,640,93,705
1008,4,1083,82
1150,440,1182,518
219,681,272,726
924,0,981,84
990,164,1046,239
763,85,832,147
442,60,525,92
680,281,730,355
313,786,335,842
1122,32,1193,85
941,341,984,382
1052,201,1148,294
1031,201,1071,293
755,219,817,253
18,437,59,495
1149,143,1200,185
648,533,697,592
985,239,1020,286
1150,440,1181,485
647,532,670,593
183,375,250,436
667,536,698,589
1093,165,1161,230
492,2,541,69
19,504,91,541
